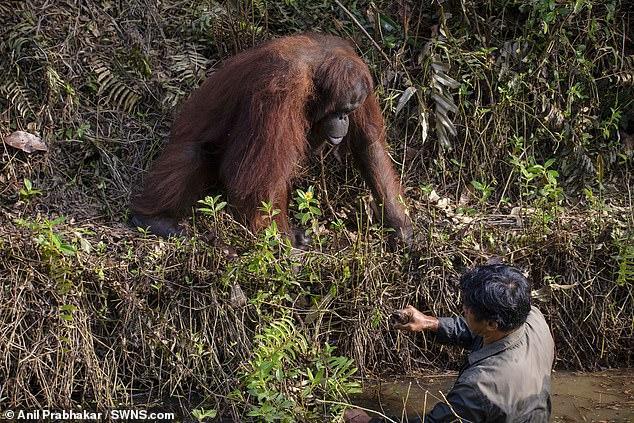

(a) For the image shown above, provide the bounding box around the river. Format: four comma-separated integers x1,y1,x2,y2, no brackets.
353,369,634,422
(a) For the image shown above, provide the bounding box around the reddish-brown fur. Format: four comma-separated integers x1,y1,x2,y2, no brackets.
131,33,412,243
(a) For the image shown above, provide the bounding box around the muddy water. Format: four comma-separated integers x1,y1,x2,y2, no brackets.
353,369,634,422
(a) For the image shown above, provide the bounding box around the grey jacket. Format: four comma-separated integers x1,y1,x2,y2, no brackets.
421,306,555,422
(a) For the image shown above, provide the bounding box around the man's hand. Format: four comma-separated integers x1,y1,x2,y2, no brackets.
393,305,440,332
343,408,373,423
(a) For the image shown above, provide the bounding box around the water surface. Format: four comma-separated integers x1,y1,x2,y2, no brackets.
353,369,633,422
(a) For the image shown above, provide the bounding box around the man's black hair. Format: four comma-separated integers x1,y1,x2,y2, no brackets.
460,264,531,332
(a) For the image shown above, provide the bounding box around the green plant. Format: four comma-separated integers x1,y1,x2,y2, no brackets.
192,408,217,422
57,122,90,141
218,202,298,310
198,194,227,221
240,316,360,422
19,178,41,201
599,107,623,140
15,216,77,257
613,229,634,287
510,153,563,224
615,243,634,287
259,201,280,220
59,304,77,321
14,216,82,293
583,187,606,211
294,186,322,244
254,201,290,255
198,194,228,233
471,179,494,204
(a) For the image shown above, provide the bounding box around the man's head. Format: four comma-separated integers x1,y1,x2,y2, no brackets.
460,264,531,335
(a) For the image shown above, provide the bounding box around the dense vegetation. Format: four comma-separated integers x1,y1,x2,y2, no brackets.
1,0,632,421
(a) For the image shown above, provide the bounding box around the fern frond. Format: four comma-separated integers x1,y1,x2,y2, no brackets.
3,81,36,119
46,66,64,98
163,48,210,108
3,21,35,57
91,60,141,112
169,48,209,85
430,60,459,149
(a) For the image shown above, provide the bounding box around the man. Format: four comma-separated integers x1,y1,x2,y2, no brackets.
345,264,555,422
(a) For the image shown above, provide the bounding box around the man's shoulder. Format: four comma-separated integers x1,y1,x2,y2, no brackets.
526,305,555,364
528,305,546,321
526,306,552,338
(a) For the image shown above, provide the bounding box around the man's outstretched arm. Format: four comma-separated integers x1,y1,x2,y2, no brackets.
394,305,479,349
